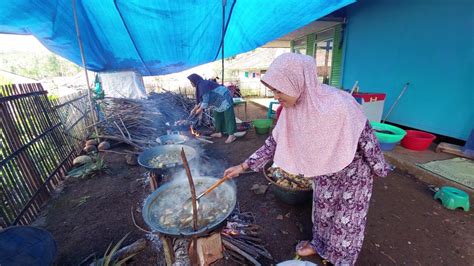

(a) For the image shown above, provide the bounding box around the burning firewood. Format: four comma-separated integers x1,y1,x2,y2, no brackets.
220,208,273,264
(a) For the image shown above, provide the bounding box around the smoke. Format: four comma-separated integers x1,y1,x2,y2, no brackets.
142,90,235,197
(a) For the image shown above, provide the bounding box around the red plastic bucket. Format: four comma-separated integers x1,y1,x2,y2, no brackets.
401,130,436,151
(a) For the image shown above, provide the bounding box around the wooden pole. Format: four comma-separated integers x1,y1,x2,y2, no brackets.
221,0,226,85
180,148,198,231
72,0,99,141
180,148,199,265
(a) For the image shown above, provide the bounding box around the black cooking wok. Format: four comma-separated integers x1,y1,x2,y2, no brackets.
137,144,197,171
142,176,237,237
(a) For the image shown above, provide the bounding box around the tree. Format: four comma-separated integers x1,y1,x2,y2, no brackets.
46,55,61,76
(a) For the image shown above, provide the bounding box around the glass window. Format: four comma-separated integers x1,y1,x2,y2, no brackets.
293,37,306,55
315,39,333,84
314,29,334,85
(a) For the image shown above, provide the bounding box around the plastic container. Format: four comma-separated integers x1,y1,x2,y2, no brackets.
401,130,436,151
370,122,406,143
380,141,398,151
352,92,386,122
253,119,273,135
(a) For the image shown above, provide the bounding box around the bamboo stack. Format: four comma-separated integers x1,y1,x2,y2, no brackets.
94,91,212,149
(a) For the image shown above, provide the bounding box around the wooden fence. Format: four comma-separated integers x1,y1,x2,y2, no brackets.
0,83,91,227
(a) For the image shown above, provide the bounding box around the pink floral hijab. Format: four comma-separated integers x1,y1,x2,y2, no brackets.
261,53,367,176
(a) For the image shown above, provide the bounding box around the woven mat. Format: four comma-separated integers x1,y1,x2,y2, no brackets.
418,157,474,189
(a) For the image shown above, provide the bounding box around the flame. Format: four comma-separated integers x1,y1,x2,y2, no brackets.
190,125,200,137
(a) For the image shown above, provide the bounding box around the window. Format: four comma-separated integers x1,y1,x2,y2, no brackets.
293,37,306,55
314,29,335,85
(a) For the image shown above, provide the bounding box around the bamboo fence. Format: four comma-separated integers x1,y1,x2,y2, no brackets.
0,83,90,227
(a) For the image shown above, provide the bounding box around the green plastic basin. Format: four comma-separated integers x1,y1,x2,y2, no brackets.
370,122,407,143
253,119,273,135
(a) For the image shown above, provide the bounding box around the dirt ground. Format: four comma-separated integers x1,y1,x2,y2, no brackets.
34,102,474,265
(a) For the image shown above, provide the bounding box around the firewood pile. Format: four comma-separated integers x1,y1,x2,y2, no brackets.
221,209,273,264
93,91,212,150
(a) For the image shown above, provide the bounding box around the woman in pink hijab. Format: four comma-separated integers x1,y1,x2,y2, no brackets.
225,53,390,265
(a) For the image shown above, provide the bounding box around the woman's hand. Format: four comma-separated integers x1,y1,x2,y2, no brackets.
195,106,203,115
190,105,203,116
224,162,249,179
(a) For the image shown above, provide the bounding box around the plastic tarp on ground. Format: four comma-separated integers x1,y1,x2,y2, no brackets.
99,71,147,99
0,0,354,76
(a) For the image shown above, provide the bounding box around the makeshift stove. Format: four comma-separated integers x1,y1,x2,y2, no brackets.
148,206,273,266
165,207,274,265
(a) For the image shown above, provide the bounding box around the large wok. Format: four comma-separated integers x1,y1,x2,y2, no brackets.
137,144,197,171
142,176,237,237
156,133,189,145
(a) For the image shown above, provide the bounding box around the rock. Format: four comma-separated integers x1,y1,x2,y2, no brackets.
250,184,260,190
83,145,97,153
73,155,92,166
250,184,268,195
86,139,98,146
98,141,111,151
126,154,138,166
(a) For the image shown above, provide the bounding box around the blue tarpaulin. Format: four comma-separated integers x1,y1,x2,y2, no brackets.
0,0,354,76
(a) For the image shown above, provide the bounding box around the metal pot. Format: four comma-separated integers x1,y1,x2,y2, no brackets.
142,176,237,237
137,144,197,171
156,132,189,145
263,162,312,205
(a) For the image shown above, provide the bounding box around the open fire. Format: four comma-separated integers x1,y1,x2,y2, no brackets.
190,125,200,137
190,125,214,144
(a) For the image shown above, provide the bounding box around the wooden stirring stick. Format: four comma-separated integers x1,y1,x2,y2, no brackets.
196,175,230,200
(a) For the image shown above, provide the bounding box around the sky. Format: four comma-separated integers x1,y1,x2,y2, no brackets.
0,33,49,53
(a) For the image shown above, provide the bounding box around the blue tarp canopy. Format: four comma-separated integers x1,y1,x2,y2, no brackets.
0,0,354,76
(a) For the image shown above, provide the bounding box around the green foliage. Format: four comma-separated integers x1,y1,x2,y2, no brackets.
47,94,59,101
0,74,12,86
94,233,137,266
75,195,91,207
67,154,108,179
0,51,81,79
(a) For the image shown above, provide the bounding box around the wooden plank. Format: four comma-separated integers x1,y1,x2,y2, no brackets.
159,235,175,266
436,142,474,159
196,232,224,266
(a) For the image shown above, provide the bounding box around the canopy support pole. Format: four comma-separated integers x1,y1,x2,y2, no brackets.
72,0,99,141
221,0,226,85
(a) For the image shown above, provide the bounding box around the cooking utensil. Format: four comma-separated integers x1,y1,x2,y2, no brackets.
183,176,230,209
156,132,189,145
137,144,197,171
142,176,237,237
197,175,230,200
263,161,312,205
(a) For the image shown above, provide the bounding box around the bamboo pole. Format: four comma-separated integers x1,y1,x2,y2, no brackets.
72,0,99,142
